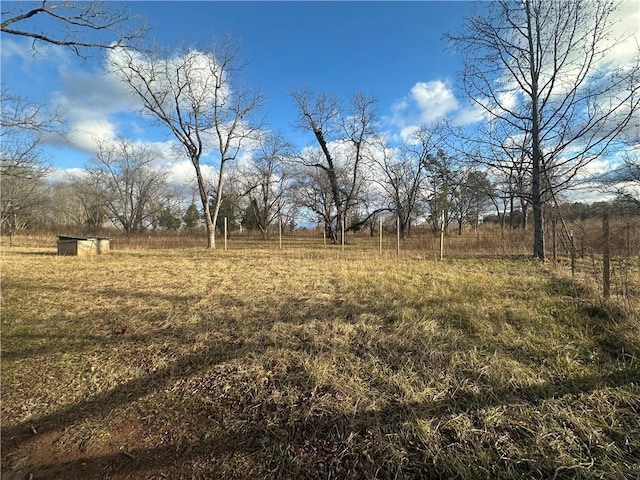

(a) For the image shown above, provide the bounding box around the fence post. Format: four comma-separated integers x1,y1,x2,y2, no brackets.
552,216,557,264
224,217,228,251
570,229,575,277
439,210,445,261
379,217,383,255
396,217,400,256
323,227,326,248
603,210,610,299
279,218,282,250
341,217,345,250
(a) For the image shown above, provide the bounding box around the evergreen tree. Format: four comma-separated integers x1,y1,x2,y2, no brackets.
183,204,201,230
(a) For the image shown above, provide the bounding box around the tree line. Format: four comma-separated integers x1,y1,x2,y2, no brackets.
3,116,636,239
2,0,638,259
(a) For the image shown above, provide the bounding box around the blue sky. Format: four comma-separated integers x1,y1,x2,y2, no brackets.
2,1,484,173
1,0,638,202
130,1,481,132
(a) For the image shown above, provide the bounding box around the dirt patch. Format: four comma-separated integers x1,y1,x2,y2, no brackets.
2,420,145,480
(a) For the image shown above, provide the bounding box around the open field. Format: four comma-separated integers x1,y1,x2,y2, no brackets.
1,245,639,479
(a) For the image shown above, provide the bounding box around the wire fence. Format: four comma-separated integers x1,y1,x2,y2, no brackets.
557,215,640,303
3,215,638,304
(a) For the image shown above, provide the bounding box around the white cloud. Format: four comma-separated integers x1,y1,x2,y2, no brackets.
389,80,485,142
57,68,135,115
47,65,139,152
0,37,70,69
451,103,485,126
166,160,198,188
392,81,458,128
565,187,616,204
65,118,118,151
46,167,87,184
410,81,459,122
598,0,640,70
578,156,614,180
398,125,421,143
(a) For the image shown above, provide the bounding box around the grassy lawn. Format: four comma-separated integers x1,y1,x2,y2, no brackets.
1,246,638,479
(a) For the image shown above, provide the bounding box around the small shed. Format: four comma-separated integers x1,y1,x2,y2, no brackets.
57,235,111,256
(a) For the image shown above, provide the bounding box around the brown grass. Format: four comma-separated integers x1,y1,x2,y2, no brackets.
1,243,639,479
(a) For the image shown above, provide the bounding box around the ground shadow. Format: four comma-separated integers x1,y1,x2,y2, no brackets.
3,267,639,479
6,358,637,480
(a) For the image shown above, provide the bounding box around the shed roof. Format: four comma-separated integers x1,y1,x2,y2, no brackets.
57,235,111,241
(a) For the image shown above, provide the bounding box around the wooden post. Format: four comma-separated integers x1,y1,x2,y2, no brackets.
323,226,326,248
552,216,557,264
224,217,228,251
379,217,383,255
396,217,400,256
439,210,445,261
570,229,575,277
603,210,610,299
279,218,282,250
341,217,345,250
8,204,14,248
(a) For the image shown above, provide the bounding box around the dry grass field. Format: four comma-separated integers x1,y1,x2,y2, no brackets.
1,241,639,479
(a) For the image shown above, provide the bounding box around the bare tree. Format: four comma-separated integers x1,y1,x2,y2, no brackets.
0,169,50,230
48,180,107,230
109,42,263,248
1,1,145,56
373,126,444,238
450,167,494,234
461,120,533,230
291,158,336,234
0,89,57,177
292,89,378,243
83,138,171,234
48,182,83,226
0,89,59,231
240,132,295,238
601,149,640,211
447,0,640,260
1,0,145,229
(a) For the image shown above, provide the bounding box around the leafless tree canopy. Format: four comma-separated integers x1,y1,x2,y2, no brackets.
0,89,62,230
1,1,146,56
84,138,173,234
600,149,640,211
109,42,263,247
0,88,62,176
447,0,640,260
292,89,380,243
240,132,296,238
373,126,445,238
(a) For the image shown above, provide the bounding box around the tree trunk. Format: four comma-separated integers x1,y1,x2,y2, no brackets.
399,215,408,240
325,223,337,245
521,200,529,230
203,201,215,249
193,158,216,249
526,0,544,261
509,195,515,229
